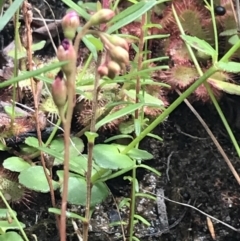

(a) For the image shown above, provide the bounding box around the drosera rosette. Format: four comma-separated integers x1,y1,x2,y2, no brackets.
160,64,200,90
0,167,32,208
73,79,123,132
159,0,213,40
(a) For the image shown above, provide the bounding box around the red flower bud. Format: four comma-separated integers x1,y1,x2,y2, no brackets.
89,9,115,26
52,72,67,108
107,61,121,79
62,11,80,40
109,46,129,65
57,39,77,77
98,65,109,77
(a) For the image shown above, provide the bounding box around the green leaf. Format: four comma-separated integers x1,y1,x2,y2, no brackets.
82,35,99,61
25,137,64,164
0,231,24,240
208,79,240,95
138,164,161,176
228,34,240,45
19,166,60,192
77,1,97,12
4,106,26,117
217,61,240,73
220,29,238,36
95,103,143,130
123,65,169,79
58,172,109,206
119,120,135,134
69,155,88,175
61,0,91,20
0,0,25,31
144,34,169,40
134,214,151,226
8,41,46,59
104,134,133,143
48,208,87,222
135,192,156,200
125,90,164,107
0,209,17,219
3,157,31,172
115,144,153,160
107,0,158,33
146,133,163,141
0,61,68,88
0,221,25,233
93,144,134,170
143,23,162,30
180,35,216,57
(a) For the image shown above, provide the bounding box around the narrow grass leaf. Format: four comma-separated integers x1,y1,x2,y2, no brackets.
144,34,169,40
95,103,143,130
0,61,68,88
134,214,151,226
208,79,240,95
181,35,216,57
48,208,87,222
61,0,90,20
104,135,133,143
217,61,240,73
107,0,158,33
0,0,24,31
138,164,161,176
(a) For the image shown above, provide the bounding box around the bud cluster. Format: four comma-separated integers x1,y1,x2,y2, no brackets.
52,8,129,115
97,34,129,79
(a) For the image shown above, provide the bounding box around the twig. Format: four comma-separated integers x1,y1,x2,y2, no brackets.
166,151,174,182
61,72,75,241
155,193,240,233
22,0,58,229
176,89,240,185
82,53,102,241
33,7,58,54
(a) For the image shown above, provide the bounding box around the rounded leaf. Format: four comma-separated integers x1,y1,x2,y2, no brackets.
93,144,133,170
66,176,109,206
3,157,31,172
19,166,59,192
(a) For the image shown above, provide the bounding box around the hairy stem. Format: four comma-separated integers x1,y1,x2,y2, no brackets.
60,73,75,241
24,0,58,225
83,55,102,241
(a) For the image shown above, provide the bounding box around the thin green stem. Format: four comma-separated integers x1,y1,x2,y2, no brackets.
11,3,21,126
128,163,136,241
0,191,29,241
122,66,218,154
74,22,92,57
205,83,240,157
173,3,240,158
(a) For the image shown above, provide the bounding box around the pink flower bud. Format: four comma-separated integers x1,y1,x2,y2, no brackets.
57,39,77,77
98,65,109,77
90,9,115,26
107,61,121,79
106,34,129,51
52,71,67,108
62,11,80,40
109,46,129,65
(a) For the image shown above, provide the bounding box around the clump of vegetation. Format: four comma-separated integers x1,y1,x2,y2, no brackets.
1,0,240,240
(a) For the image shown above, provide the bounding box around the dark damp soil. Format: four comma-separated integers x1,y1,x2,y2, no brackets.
10,96,240,241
